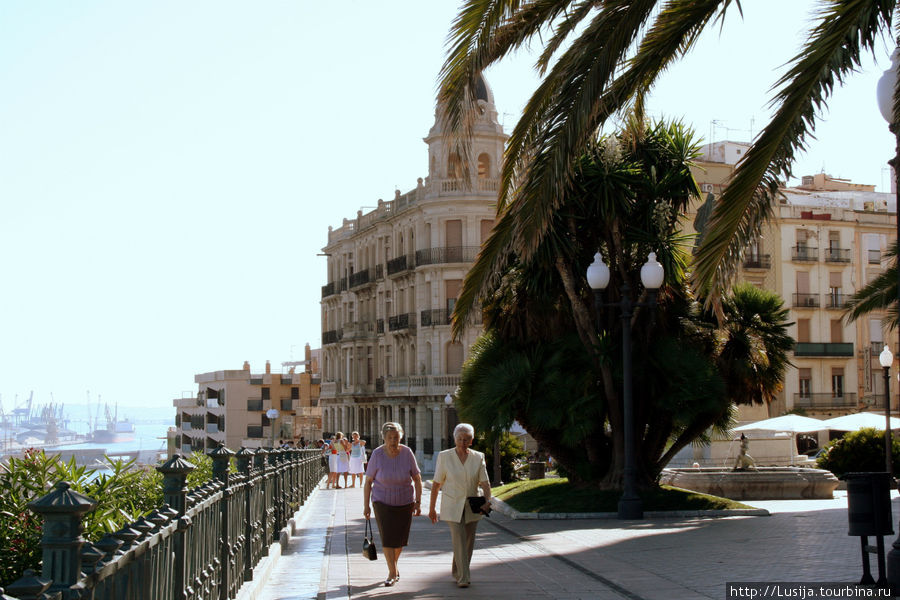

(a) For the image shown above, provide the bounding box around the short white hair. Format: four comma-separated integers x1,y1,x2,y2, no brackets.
382,421,404,439
453,423,475,440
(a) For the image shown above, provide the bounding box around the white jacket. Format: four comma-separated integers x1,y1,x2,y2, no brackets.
433,448,489,523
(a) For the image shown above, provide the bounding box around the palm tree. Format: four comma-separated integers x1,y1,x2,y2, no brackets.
438,0,894,307
454,120,794,487
844,240,899,328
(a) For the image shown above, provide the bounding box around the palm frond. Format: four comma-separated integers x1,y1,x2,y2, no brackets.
844,240,900,329
693,0,894,303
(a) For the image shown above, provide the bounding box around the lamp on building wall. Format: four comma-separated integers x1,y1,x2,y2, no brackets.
587,251,664,520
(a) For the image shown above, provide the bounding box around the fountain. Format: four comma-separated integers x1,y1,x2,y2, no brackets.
659,466,839,500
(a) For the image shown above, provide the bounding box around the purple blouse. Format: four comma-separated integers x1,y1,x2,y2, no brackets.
366,444,420,506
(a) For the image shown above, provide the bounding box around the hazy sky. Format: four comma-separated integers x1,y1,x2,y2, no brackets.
0,1,895,413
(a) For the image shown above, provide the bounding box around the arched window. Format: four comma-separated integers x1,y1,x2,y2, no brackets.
477,153,491,178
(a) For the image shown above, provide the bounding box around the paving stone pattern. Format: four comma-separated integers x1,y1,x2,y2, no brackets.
255,481,900,600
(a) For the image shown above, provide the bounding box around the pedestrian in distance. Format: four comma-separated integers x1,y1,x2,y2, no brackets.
363,422,422,587
322,435,341,489
333,431,352,487
428,423,492,588
348,431,367,488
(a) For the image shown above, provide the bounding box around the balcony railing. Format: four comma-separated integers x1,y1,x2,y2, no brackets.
420,309,451,326
387,255,415,276
388,312,417,332
823,248,851,263
792,293,820,308
415,246,479,266
791,247,818,262
825,293,850,309
793,393,858,409
321,281,336,298
385,374,461,396
794,342,854,357
742,254,771,269
322,329,341,345
349,268,373,289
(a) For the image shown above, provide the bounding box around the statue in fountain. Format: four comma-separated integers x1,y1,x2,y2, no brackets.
733,433,756,471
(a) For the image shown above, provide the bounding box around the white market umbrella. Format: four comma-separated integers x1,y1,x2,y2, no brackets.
733,415,828,465
733,414,827,433
821,412,900,432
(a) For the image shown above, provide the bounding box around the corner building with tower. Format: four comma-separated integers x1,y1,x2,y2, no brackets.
319,77,505,471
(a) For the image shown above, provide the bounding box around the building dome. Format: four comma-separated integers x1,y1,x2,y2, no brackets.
473,73,494,105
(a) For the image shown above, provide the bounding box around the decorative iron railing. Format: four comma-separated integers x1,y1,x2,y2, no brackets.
3,448,326,600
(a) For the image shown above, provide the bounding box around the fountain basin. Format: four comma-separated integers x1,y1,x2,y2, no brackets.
659,467,839,500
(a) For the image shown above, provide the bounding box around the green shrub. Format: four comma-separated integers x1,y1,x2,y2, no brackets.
472,431,528,483
0,449,218,588
816,427,900,478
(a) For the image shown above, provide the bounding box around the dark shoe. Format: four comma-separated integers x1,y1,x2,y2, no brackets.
384,578,395,587
457,582,469,588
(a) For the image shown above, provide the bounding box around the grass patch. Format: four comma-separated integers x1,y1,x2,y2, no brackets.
493,478,755,513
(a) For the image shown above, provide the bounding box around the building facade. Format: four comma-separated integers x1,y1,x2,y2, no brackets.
690,141,896,420
319,77,506,471
173,346,322,454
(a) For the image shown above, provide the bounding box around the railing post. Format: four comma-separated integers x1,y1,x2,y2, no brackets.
254,449,269,557
4,570,55,600
210,445,234,600
157,455,196,600
236,448,255,580
26,481,97,599
267,449,281,540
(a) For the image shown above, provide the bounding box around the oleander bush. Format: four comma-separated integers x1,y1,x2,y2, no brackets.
0,449,217,589
816,427,900,478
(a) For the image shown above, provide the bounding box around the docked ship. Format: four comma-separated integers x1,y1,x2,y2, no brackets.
90,403,135,443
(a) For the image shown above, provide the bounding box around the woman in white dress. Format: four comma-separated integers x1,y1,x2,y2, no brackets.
427,423,492,588
348,431,367,488
334,431,351,487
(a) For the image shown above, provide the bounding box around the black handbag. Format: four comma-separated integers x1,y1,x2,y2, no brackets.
362,519,377,561
467,496,491,517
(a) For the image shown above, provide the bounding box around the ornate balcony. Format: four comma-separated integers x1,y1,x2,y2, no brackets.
349,268,373,289
742,254,771,269
415,246,479,266
387,255,415,276
823,248,851,263
388,312,417,332
793,393,857,409
420,309,451,326
792,293,820,308
825,293,850,309
321,281,336,298
794,342,854,357
791,247,818,262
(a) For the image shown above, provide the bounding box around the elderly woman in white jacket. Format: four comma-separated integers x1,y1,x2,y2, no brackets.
427,423,492,588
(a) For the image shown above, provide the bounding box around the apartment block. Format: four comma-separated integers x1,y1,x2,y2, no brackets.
691,141,896,419
319,76,506,471
173,345,322,454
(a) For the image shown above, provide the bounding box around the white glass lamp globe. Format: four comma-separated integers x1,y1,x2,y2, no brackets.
586,252,610,290
880,345,894,369
877,49,900,123
640,252,665,290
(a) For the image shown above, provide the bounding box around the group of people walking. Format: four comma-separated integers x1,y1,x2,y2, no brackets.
321,431,367,489
361,421,492,588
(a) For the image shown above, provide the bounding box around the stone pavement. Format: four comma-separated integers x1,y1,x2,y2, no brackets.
249,478,900,600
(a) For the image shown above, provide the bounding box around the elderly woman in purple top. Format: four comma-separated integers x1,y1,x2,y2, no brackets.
363,421,422,587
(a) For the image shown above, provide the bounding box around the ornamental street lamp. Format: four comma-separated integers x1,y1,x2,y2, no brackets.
881,345,895,479
587,251,664,520
875,51,900,591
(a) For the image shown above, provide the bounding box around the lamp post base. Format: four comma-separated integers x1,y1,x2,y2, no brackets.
617,495,643,520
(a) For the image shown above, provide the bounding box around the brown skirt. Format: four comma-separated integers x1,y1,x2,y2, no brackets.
373,501,414,548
